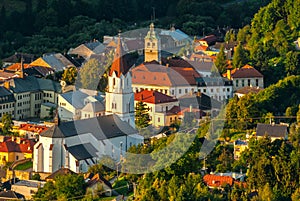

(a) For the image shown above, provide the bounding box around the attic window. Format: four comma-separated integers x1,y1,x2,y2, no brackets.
142,76,145,79
163,77,166,80
154,76,156,80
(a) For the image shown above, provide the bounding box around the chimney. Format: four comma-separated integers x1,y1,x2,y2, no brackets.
189,105,192,112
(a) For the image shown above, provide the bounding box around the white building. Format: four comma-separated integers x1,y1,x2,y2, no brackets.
58,89,104,121
33,114,143,174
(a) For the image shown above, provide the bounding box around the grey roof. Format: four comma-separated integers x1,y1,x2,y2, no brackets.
235,140,248,145
24,66,54,77
9,76,61,93
13,180,45,188
60,90,89,109
92,43,106,54
81,102,105,113
67,143,98,160
2,53,36,63
43,53,74,72
0,86,15,104
256,123,288,138
85,41,102,51
0,190,24,200
41,102,56,108
160,29,191,42
40,114,137,140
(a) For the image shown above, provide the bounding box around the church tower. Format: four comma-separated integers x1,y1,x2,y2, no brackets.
105,34,135,128
144,23,161,62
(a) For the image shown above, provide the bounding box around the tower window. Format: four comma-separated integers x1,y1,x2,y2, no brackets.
152,43,155,47
113,78,116,86
147,42,150,47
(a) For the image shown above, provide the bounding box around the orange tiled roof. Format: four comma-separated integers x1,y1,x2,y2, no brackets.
5,63,31,72
203,174,234,188
19,124,49,134
135,90,177,104
195,45,208,52
0,137,35,153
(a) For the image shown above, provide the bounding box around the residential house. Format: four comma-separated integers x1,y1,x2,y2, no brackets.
224,64,264,91
178,92,223,119
213,41,238,59
0,70,19,83
30,53,76,72
234,86,263,98
196,77,233,101
68,40,106,59
0,86,15,120
256,123,288,141
203,174,234,189
33,114,143,174
45,167,76,182
234,140,248,160
11,180,45,200
85,173,113,197
2,53,36,68
195,35,218,47
0,136,35,166
134,90,179,127
203,174,247,189
3,76,61,120
58,89,104,121
18,123,49,139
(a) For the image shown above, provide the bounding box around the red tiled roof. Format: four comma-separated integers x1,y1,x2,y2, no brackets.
203,174,234,188
0,137,35,153
135,90,177,104
224,64,263,78
19,124,49,134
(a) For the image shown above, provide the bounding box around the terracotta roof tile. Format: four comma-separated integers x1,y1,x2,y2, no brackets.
235,86,263,95
224,64,263,78
5,63,31,72
203,174,234,188
135,90,177,104
0,137,35,153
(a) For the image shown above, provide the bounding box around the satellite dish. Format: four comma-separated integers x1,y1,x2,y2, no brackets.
60,80,66,87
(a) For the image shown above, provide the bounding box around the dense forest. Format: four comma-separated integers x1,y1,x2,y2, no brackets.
0,0,271,58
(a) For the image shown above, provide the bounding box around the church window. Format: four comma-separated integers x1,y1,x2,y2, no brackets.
152,43,155,47
113,78,116,86
248,79,251,86
147,42,151,47
256,79,259,86
158,117,160,122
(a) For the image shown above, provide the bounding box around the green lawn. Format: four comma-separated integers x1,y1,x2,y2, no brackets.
14,161,33,170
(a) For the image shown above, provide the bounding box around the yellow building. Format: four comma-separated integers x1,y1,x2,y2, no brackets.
0,136,35,166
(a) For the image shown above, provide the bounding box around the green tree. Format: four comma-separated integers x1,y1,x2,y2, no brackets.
62,66,77,85
55,174,86,199
79,58,103,90
285,51,300,76
1,114,13,135
135,101,150,129
232,43,247,69
285,106,293,123
214,44,227,74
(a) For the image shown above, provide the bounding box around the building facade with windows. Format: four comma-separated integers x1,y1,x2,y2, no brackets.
0,86,15,120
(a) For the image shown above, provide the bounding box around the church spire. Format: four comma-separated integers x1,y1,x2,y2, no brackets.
109,32,126,78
